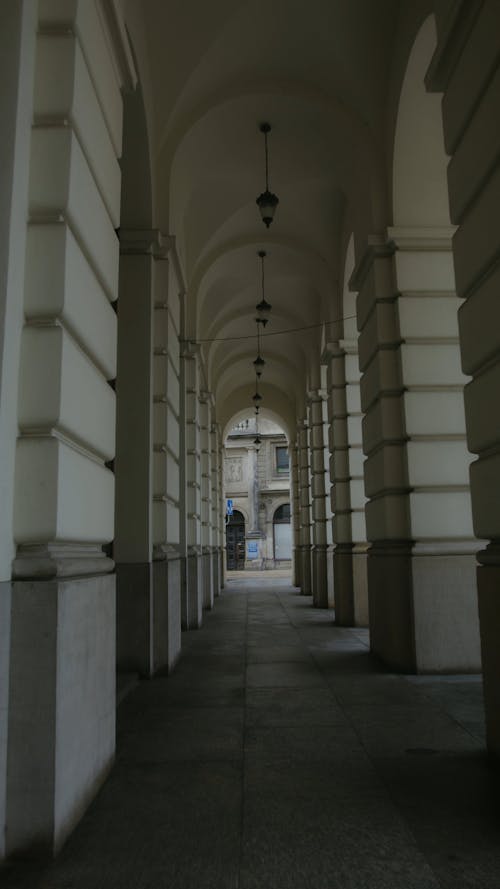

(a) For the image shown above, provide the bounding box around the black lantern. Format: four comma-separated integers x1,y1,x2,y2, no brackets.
256,123,279,228
256,250,272,317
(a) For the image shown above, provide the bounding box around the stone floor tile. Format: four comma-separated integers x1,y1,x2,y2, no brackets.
246,660,325,688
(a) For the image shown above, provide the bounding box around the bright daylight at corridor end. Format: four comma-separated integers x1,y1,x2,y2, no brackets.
1,1,500,887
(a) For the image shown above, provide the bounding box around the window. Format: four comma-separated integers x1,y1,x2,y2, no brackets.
275,446,289,474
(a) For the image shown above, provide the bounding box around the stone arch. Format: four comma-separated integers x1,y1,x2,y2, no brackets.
392,15,450,228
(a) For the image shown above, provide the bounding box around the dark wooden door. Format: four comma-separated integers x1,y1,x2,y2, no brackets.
226,511,245,569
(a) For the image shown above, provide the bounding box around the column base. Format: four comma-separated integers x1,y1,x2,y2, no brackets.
116,554,181,677
368,543,481,673
0,580,11,860
334,544,354,625
312,544,329,608
6,574,115,857
477,561,500,756
293,547,301,588
353,545,369,626
202,547,214,610
326,544,335,608
212,546,221,598
184,549,203,629
299,545,312,596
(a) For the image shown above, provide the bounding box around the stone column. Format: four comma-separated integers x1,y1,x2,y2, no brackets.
428,0,500,751
217,430,225,589
323,341,368,626
114,231,180,678
297,421,312,595
183,345,203,627
309,390,329,607
0,0,37,860
199,392,214,609
152,242,182,668
354,229,480,673
290,444,301,587
6,0,134,856
211,423,221,597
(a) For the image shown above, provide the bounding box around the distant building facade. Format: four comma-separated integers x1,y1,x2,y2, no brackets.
224,419,292,570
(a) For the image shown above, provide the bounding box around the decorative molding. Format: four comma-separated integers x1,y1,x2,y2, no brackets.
13,543,114,580
349,235,395,292
119,228,172,258
387,225,457,251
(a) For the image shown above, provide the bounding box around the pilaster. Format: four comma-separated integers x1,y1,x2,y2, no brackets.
183,343,203,628
290,445,301,587
308,390,329,607
5,0,133,855
199,391,214,610
354,229,481,672
297,421,312,595
428,1,500,749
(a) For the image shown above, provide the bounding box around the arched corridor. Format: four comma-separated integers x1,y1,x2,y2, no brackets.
2,0,500,873
2,575,497,889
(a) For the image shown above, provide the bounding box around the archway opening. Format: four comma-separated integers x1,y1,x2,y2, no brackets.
273,503,292,562
225,510,246,571
223,413,292,572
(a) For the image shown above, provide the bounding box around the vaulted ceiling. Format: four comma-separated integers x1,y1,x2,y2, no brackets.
124,0,431,433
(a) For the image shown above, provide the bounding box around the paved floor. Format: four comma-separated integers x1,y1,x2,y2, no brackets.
3,574,499,889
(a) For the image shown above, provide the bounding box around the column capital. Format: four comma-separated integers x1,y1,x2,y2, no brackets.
119,228,174,258
349,234,395,292
307,388,327,404
387,225,457,251
199,390,215,406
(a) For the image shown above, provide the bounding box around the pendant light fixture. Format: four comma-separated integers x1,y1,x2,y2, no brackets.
256,250,272,318
256,123,279,228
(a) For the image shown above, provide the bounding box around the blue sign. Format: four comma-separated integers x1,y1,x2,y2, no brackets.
226,498,233,515
247,541,258,559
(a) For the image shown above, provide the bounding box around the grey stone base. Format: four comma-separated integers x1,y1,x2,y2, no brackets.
202,549,214,610
6,574,115,857
326,545,335,608
334,545,355,626
0,580,11,860
369,546,481,673
352,547,369,626
212,547,220,598
293,547,301,587
299,545,312,596
477,562,500,755
116,559,181,677
312,545,329,608
334,546,369,627
184,552,203,629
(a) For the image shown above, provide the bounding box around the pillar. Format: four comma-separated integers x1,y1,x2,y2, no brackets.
115,231,181,678
309,390,329,607
199,391,214,609
353,227,480,672
183,344,203,628
211,423,221,596
0,0,37,860
6,0,134,855
428,0,500,749
324,340,369,626
290,445,302,587
297,421,312,595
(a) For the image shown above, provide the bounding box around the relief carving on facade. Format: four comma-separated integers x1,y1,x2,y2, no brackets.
225,457,243,483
